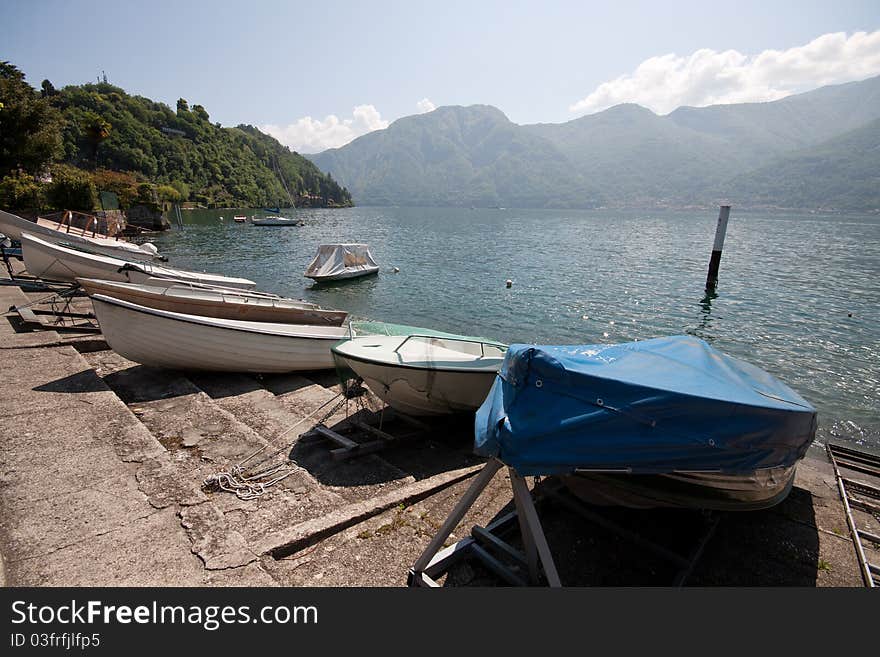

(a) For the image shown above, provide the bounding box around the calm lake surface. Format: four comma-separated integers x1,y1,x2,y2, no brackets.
152,207,880,450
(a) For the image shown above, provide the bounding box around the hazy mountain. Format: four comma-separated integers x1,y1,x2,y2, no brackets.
724,117,880,212
310,105,602,208
309,75,880,211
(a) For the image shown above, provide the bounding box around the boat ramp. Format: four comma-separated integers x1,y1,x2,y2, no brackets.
0,262,875,586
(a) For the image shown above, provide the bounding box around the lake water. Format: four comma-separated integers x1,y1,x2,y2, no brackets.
152,207,880,450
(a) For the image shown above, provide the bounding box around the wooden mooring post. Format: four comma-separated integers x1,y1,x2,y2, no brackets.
705,205,730,291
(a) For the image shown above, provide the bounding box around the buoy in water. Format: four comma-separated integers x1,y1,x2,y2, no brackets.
506,279,513,288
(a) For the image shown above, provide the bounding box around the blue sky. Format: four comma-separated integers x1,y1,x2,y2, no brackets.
5,0,880,152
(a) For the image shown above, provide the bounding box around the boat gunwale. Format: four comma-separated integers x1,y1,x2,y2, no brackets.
332,343,505,374
91,294,350,340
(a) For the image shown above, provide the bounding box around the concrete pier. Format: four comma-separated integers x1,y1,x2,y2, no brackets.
0,269,870,586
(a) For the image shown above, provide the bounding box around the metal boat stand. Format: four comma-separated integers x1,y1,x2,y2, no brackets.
299,394,429,461
409,459,722,587
1,240,23,278
9,283,100,333
409,459,562,587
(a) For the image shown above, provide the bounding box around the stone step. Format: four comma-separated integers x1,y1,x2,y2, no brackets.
189,371,416,504
0,343,276,585
83,355,424,567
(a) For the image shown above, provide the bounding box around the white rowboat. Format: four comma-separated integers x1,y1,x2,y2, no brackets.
332,334,507,415
77,278,348,325
0,209,163,262
20,232,255,288
91,294,351,373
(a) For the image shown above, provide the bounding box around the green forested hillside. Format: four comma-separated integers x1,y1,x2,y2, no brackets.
0,63,351,210
53,83,352,208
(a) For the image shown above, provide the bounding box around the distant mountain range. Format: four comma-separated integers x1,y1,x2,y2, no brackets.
308,75,880,211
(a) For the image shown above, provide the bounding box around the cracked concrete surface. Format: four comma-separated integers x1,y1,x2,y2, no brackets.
0,278,868,587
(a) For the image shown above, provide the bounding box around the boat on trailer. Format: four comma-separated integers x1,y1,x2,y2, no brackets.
332,330,507,415
0,208,164,262
475,335,817,510
90,294,354,373
304,244,379,282
77,278,348,326
20,232,255,289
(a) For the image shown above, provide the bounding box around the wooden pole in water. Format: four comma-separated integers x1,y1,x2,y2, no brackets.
705,205,730,291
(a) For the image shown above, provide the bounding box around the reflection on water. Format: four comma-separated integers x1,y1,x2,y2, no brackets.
152,207,880,450
687,289,718,342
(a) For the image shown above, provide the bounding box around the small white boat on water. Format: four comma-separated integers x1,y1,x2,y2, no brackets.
0,208,164,262
233,215,247,223
77,278,348,326
252,216,303,226
332,333,507,415
20,232,255,289
90,294,352,373
304,244,379,282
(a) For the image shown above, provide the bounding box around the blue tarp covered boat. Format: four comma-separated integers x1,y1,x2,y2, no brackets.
475,335,817,478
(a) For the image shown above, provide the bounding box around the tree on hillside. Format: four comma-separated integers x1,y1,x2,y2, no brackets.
83,111,111,168
192,104,209,122
0,62,63,176
40,79,58,98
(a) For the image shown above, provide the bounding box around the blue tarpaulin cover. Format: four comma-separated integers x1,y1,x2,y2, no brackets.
475,335,817,476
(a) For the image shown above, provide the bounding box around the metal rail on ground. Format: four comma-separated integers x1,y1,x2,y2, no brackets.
827,442,880,587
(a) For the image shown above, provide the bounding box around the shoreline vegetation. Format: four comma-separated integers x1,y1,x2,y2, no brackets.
0,62,353,220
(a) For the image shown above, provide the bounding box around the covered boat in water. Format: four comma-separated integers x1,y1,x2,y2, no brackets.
475,335,817,510
304,244,379,281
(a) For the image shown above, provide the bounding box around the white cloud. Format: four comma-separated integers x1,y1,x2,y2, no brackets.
570,30,880,116
261,104,389,153
416,98,436,113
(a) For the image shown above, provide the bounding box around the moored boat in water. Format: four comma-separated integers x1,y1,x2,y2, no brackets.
77,278,348,325
20,232,255,289
475,335,817,510
90,294,352,373
332,330,507,415
304,243,379,281
252,216,302,226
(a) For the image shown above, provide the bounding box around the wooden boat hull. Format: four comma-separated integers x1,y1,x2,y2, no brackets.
77,278,347,326
0,209,162,261
561,465,797,511
91,294,350,373
21,232,255,289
